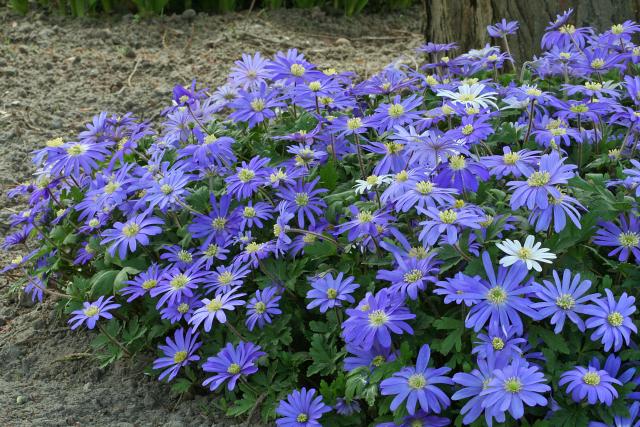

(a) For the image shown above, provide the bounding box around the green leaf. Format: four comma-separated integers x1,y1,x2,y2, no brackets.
226,395,256,417
530,325,570,354
307,334,340,377
90,270,119,296
318,160,339,191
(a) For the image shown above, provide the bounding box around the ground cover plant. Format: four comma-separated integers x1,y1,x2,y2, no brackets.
3,8,640,426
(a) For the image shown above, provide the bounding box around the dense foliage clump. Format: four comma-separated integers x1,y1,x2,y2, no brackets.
5,8,640,426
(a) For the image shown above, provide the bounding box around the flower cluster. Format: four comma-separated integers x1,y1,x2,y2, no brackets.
4,9,640,426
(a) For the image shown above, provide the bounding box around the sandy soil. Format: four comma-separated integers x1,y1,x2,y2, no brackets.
0,7,423,426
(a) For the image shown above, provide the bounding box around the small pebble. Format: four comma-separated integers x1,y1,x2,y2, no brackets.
16,395,28,404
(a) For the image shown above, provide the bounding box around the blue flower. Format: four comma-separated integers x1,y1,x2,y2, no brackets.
584,288,637,352
228,83,285,128
100,213,163,260
452,358,504,426
507,151,576,210
152,328,201,382
559,365,621,405
276,387,331,427
189,287,246,332
593,214,640,264
479,358,550,421
68,296,121,330
380,344,453,415
226,156,271,200
246,286,282,331
462,252,537,335
377,253,439,300
531,269,598,333
202,341,265,391
306,272,359,313
342,289,415,350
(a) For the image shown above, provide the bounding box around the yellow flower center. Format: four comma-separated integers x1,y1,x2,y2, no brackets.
504,377,522,393
160,184,173,195
403,269,423,283
388,103,405,118
173,350,188,364
295,192,309,206
326,288,338,299
583,371,601,386
527,171,551,187
408,374,426,389
46,137,64,147
238,168,256,182
449,155,467,171
555,294,576,310
243,207,256,218
560,24,576,34
347,117,362,130
170,274,189,290
218,271,234,285
250,98,266,112
503,152,520,165
122,223,140,237
142,279,157,290
290,63,306,77
611,24,624,35
570,104,589,113
207,299,223,312
308,81,322,92
585,82,602,90
245,242,263,253
254,301,266,314
227,363,241,374
487,286,507,305
618,232,640,247
66,144,87,156
368,309,389,327
212,217,227,231
372,355,386,367
296,413,309,423
83,305,100,317
177,303,190,313
439,209,457,224
416,180,434,194
526,87,542,97
492,337,505,350
357,210,374,223
461,124,474,136
607,311,624,327
590,58,605,69
204,134,218,144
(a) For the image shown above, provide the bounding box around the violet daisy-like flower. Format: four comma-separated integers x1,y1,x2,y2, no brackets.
306,272,359,313
68,296,121,330
528,191,584,233
531,269,598,333
342,289,415,350
336,206,395,242
487,19,519,37
472,325,526,367
584,288,637,352
452,358,504,426
143,169,192,211
559,365,622,406
150,266,210,308
363,140,406,175
507,151,576,210
208,262,251,292
161,295,200,324
393,176,458,213
101,213,163,260
229,52,271,89
188,194,239,246
593,214,640,264
237,201,273,231
371,94,424,132
120,263,163,302
343,342,398,372
152,328,201,382
228,83,285,128
276,178,327,228
434,155,489,193
479,358,550,421
483,147,540,179
463,252,537,335
377,253,439,300
276,387,331,427
226,156,271,200
380,344,453,415
246,286,282,331
49,140,111,177
202,341,265,391
189,287,246,332
417,205,483,246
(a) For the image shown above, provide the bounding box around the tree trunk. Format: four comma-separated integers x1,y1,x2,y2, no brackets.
422,0,640,63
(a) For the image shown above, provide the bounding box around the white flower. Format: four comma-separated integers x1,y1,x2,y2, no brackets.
436,83,498,110
496,235,557,272
353,175,393,195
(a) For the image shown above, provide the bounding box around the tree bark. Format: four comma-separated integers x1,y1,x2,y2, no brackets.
422,0,640,63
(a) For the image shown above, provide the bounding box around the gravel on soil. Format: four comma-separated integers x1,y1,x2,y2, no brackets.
0,7,423,426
